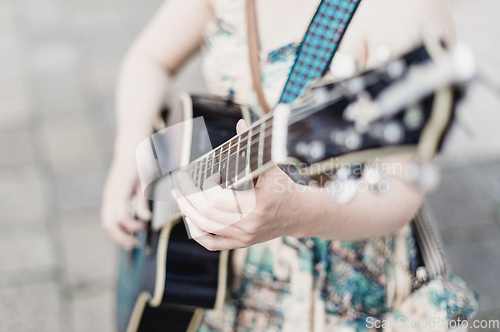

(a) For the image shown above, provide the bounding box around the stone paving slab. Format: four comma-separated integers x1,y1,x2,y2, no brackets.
446,239,500,313
0,165,50,226
72,290,115,332
0,130,35,167
61,223,116,288
0,236,56,276
54,170,107,213
0,283,65,332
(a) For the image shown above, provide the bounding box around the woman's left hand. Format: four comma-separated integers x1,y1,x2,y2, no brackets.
171,119,306,251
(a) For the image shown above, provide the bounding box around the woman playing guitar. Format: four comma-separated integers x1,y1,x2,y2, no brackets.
100,0,475,331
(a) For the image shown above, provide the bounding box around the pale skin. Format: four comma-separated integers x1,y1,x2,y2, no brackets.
101,0,456,250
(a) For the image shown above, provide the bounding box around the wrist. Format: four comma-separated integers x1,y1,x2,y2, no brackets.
284,186,314,238
288,185,336,239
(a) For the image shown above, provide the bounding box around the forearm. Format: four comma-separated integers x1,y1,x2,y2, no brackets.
291,165,424,241
113,49,171,166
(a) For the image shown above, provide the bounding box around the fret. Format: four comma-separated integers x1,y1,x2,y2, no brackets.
196,159,201,187
245,127,252,176
206,152,214,179
190,162,197,189
227,138,239,186
217,147,223,179
217,145,223,174
169,169,180,219
249,124,261,172
258,121,266,168
212,150,217,176
234,134,242,182
191,162,198,188
263,119,273,165
202,156,208,187
234,130,249,182
219,143,230,187
226,140,233,187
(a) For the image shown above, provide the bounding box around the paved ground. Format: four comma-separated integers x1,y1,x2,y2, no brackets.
0,0,499,331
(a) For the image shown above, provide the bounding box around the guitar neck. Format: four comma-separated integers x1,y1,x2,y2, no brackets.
188,115,275,189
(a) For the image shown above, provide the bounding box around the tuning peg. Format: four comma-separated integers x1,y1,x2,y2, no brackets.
382,121,405,144
369,120,405,145
295,140,326,162
347,77,366,94
325,166,359,204
403,104,424,130
330,52,358,79
313,87,330,104
331,128,363,151
385,59,406,79
375,44,392,64
343,91,378,133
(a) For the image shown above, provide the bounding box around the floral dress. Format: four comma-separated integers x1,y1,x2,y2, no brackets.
197,0,478,331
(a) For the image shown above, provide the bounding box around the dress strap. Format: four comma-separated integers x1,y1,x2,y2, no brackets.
279,0,362,104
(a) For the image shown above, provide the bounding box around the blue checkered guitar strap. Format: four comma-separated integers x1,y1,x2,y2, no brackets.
279,0,362,104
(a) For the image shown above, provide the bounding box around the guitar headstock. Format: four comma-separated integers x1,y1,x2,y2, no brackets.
272,41,474,201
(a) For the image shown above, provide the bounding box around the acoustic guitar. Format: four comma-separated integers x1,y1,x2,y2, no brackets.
117,38,474,332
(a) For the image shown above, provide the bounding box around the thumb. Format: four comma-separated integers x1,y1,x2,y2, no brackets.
236,119,249,135
134,182,152,221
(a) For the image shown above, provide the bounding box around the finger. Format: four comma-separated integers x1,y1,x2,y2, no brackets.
105,223,142,249
184,217,209,238
236,119,249,134
203,173,256,215
171,188,239,237
194,233,247,251
118,217,147,233
177,172,242,224
134,184,152,221
135,196,151,221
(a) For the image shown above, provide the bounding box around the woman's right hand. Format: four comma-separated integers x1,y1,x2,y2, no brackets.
101,159,152,250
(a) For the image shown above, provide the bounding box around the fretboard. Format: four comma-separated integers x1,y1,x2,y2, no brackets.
155,115,275,225
187,116,274,189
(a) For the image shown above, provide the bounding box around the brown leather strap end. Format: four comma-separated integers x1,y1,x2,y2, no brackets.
246,0,272,114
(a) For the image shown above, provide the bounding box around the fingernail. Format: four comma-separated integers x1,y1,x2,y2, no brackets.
236,119,245,132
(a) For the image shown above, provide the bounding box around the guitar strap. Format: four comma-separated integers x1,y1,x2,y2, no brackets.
279,0,362,104
247,0,448,280
246,0,362,112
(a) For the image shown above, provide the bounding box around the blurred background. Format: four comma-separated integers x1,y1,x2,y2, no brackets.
0,0,499,331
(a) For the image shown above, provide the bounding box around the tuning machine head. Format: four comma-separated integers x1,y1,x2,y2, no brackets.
331,128,363,151
343,91,381,133
369,120,406,145
325,166,359,204
295,139,326,162
403,104,425,130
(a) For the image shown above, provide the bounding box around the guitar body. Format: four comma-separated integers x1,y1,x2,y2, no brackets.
117,94,252,332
